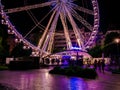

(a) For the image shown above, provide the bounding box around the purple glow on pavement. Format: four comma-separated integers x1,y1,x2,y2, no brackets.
0,68,120,90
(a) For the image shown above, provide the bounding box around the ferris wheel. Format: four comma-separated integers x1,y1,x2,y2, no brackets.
0,0,99,57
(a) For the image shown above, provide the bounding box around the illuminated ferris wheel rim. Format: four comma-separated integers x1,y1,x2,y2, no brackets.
0,0,99,56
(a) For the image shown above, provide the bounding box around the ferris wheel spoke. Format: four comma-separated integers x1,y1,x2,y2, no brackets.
60,12,73,50
24,0,45,31
23,7,56,38
26,10,45,30
38,9,57,49
72,4,94,15
65,6,85,51
33,5,57,29
71,8,93,31
41,8,60,52
47,32,55,53
5,1,56,14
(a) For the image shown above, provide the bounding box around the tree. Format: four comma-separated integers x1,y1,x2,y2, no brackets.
11,42,32,57
0,27,10,64
104,32,120,57
0,27,10,57
87,45,102,58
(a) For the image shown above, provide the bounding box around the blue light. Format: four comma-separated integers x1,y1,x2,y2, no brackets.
69,77,88,90
48,0,56,7
71,47,81,50
62,55,71,59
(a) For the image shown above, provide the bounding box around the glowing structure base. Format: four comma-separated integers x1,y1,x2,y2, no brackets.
48,50,92,60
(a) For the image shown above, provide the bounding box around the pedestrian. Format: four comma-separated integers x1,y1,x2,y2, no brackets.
42,58,45,64
97,60,102,72
101,59,105,73
93,59,97,70
56,58,60,65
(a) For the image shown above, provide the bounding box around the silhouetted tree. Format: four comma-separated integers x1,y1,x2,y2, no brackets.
0,27,10,64
11,42,32,57
88,45,102,58
104,32,120,62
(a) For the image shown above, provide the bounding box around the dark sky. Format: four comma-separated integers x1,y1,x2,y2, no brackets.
98,0,120,32
1,0,120,33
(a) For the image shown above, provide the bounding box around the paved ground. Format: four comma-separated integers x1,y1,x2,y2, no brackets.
0,67,120,90
87,70,120,90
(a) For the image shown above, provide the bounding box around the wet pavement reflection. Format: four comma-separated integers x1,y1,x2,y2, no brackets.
0,67,120,90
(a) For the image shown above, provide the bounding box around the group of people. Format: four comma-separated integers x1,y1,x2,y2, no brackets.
93,59,105,73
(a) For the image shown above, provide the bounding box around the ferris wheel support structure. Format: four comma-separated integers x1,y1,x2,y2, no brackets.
60,13,73,50
40,7,60,56
64,5,86,51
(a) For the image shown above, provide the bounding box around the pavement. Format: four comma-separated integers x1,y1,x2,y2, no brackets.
0,66,120,90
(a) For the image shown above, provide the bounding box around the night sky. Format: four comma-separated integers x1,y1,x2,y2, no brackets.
1,0,120,33
98,0,120,33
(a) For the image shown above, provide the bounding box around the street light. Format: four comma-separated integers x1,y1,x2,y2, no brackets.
114,38,120,69
102,38,120,63
114,38,120,56
114,38,120,43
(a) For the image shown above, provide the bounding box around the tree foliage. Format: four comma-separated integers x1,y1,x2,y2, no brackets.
11,42,32,57
87,45,102,58
0,27,9,58
88,32,120,58
104,32,120,57
104,32,120,44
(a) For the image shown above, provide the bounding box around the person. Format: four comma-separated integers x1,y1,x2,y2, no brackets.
45,58,50,65
42,58,45,64
51,58,55,65
56,58,60,65
93,59,97,70
101,59,105,73
97,60,102,72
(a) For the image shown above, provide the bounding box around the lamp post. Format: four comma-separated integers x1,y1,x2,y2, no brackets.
114,38,120,69
102,38,120,65
101,39,114,60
